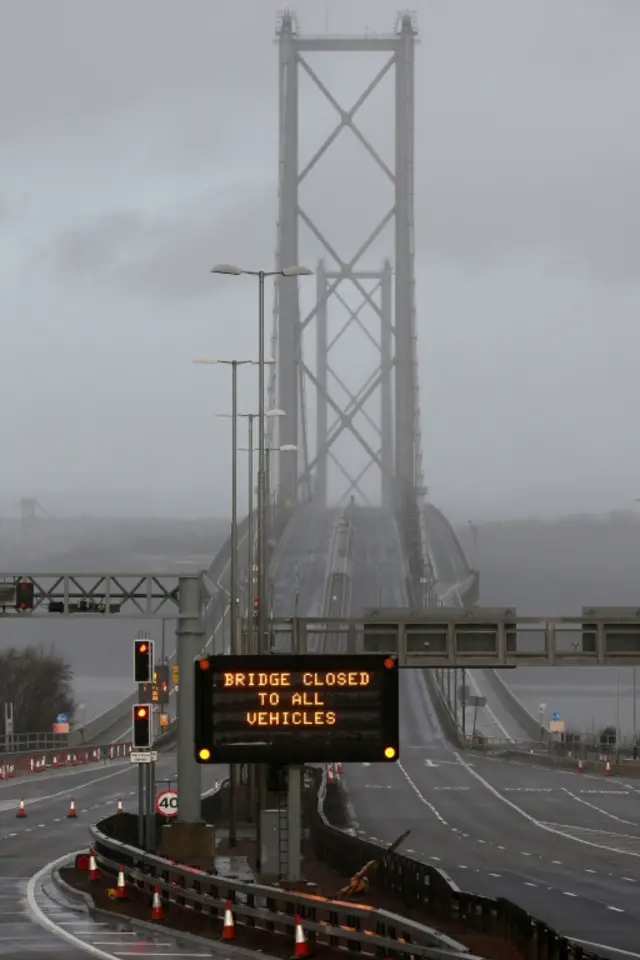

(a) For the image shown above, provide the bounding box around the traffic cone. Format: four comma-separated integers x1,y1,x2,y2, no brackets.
291,914,310,958
604,760,612,776
221,900,236,941
577,759,583,773
151,885,164,921
67,798,77,818
16,798,26,819
115,866,128,900
88,848,99,881
116,797,124,814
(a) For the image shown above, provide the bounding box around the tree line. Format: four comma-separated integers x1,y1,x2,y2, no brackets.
0,647,75,734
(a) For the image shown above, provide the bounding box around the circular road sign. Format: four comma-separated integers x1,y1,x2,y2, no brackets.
155,789,178,818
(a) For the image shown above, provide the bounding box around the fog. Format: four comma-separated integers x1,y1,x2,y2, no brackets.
458,512,640,736
2,1,640,516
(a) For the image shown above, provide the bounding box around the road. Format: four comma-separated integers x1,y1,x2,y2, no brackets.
0,751,226,960
342,653,640,955
337,507,640,956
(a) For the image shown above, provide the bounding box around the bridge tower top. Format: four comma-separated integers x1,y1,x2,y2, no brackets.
269,9,425,528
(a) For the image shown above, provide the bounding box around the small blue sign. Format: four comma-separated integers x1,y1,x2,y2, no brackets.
56,713,68,723
552,711,560,722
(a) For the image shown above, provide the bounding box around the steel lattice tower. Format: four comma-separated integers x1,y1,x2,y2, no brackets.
269,10,426,535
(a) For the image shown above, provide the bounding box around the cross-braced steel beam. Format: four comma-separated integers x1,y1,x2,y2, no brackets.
270,9,422,512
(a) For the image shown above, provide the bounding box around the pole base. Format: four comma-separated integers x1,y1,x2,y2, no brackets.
160,822,215,870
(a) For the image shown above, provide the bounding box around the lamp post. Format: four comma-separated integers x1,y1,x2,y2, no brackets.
194,357,268,848
193,358,265,658
210,263,312,662
238,442,298,617
211,262,312,874
216,408,285,626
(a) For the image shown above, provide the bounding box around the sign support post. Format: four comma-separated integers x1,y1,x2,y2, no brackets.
176,575,204,823
137,763,146,849
146,760,156,851
287,765,302,882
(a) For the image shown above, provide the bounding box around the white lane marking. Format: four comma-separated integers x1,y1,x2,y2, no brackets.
0,766,132,814
570,941,640,958
27,850,121,960
563,891,577,897
561,787,639,827
607,905,625,912
396,761,448,825
453,751,640,858
115,954,210,958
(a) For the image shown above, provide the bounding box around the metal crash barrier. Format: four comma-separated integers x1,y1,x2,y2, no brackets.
0,741,131,780
88,765,601,960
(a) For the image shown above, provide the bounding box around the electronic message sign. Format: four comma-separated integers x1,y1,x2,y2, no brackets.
194,654,399,764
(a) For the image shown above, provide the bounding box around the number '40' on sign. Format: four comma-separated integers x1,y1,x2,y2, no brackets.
154,790,178,817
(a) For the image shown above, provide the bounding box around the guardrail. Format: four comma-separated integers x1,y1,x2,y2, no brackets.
88,765,600,960
0,740,131,780
89,784,474,958
0,732,71,754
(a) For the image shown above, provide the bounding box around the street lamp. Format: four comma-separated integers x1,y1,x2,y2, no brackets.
211,262,312,872
193,357,273,659
216,409,285,622
210,263,313,662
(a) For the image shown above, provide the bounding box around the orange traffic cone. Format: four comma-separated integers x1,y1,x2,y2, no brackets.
117,797,124,814
88,848,99,881
16,798,26,819
67,798,77,818
115,866,128,900
221,900,236,941
292,914,311,958
151,885,164,921
604,760,612,777
577,759,583,773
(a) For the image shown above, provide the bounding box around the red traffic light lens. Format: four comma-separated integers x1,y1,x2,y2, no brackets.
138,642,148,653
136,707,148,719
383,657,396,670
199,659,210,671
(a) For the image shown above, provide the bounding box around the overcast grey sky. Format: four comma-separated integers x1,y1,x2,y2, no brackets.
1,0,639,521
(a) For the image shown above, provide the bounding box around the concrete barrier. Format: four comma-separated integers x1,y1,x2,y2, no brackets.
481,668,546,742
423,670,464,748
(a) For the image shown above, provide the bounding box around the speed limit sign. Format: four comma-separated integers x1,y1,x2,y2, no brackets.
155,789,178,818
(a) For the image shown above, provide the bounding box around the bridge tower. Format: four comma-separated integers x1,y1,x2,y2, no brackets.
269,9,426,535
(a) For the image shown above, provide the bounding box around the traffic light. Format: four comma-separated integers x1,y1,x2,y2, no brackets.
133,639,154,683
15,580,34,611
132,704,152,748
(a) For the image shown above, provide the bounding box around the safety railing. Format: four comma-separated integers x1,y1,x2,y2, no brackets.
0,731,71,754
88,764,601,960
0,740,131,780
89,814,474,956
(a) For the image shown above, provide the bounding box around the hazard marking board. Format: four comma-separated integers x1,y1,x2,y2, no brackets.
155,789,178,817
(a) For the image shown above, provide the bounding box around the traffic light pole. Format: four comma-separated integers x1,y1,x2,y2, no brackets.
137,763,146,848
